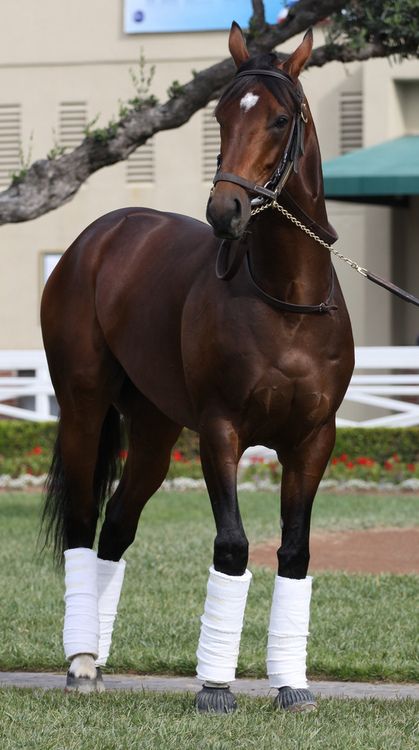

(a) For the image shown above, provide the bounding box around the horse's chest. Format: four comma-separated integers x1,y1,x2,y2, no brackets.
247,371,333,443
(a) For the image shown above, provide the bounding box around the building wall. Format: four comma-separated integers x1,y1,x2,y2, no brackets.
0,1,418,350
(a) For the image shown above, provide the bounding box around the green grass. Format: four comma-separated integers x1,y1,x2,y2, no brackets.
0,690,418,750
0,491,418,681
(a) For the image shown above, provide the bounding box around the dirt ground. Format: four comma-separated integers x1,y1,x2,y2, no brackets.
250,528,419,575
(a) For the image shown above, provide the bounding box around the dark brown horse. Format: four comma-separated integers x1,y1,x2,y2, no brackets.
41,23,354,712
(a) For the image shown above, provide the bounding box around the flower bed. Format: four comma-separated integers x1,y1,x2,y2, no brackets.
2,445,419,492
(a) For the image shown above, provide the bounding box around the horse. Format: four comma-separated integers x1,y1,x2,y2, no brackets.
40,22,354,713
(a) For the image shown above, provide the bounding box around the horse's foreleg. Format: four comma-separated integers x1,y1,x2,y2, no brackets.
268,420,336,712
195,417,252,714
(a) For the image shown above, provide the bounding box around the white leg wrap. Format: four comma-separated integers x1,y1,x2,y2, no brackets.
63,548,99,660
95,558,126,667
267,575,312,689
196,566,252,684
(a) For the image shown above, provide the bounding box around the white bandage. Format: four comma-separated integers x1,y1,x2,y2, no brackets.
63,548,99,660
196,566,252,684
267,575,312,689
96,557,126,667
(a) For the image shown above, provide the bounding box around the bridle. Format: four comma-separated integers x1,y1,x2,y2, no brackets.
212,66,338,314
213,68,308,203
211,66,419,311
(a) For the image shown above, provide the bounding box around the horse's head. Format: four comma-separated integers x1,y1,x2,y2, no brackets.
207,22,313,240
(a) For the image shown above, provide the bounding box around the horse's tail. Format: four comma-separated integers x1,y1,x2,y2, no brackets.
41,405,122,566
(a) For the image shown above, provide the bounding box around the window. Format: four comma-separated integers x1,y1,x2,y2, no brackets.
202,101,219,182
339,91,363,155
0,103,21,188
126,140,155,184
42,252,63,285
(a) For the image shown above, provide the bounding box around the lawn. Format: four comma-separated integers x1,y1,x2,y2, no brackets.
0,490,418,682
0,690,417,750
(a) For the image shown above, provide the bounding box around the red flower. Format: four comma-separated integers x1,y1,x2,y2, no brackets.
356,456,375,467
407,463,415,472
346,461,354,469
392,453,401,462
331,457,339,465
172,450,184,462
384,460,393,471
28,445,42,455
119,449,128,460
340,454,348,462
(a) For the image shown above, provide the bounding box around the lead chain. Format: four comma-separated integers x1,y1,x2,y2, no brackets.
250,199,368,278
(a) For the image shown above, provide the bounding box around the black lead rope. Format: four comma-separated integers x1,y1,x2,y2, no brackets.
365,271,419,308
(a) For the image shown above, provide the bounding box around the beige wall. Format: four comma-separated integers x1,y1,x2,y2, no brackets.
0,3,418,349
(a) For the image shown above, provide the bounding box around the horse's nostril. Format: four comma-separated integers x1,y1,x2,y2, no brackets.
233,198,242,216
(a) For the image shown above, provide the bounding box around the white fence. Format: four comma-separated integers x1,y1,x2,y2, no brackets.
1,347,419,427
0,350,55,421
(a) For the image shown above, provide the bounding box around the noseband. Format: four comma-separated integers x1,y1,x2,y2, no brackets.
213,68,308,202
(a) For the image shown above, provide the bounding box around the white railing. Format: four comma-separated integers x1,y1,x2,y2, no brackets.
337,347,419,428
1,347,419,427
0,350,56,421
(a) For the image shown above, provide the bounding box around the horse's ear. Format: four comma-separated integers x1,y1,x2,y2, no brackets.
281,28,313,80
229,21,250,68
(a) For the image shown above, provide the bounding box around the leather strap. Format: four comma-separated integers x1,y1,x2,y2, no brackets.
216,239,248,281
213,172,278,200
245,253,337,314
366,271,419,308
281,190,338,245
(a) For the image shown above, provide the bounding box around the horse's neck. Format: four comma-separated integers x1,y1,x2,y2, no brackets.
248,127,332,306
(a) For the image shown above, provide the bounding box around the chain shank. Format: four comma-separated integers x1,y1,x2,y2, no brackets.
250,200,368,277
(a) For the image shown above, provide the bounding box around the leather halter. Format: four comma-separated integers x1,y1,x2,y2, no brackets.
213,66,338,314
213,68,307,201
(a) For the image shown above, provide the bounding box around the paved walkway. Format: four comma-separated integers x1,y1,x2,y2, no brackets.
0,672,417,700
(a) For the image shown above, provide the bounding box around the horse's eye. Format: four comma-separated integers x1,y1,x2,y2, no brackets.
273,115,289,129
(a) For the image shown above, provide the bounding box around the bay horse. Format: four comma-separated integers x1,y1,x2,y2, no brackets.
41,23,354,712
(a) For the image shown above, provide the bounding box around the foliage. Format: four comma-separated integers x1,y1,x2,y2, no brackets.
334,428,419,463
327,0,419,59
128,49,159,109
1,422,419,482
0,421,57,458
10,132,34,184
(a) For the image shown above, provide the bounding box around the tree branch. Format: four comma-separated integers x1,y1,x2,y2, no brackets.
309,39,419,67
0,0,414,225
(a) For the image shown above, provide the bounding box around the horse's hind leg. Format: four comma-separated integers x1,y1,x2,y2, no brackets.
267,420,336,712
92,387,181,671
42,346,124,693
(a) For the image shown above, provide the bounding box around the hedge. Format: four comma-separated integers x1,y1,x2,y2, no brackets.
0,421,418,464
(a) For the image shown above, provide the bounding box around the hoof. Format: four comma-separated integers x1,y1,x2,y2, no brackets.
195,686,237,714
273,686,317,712
95,667,106,693
64,667,105,694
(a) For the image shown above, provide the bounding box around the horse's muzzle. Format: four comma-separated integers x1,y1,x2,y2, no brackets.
206,190,251,240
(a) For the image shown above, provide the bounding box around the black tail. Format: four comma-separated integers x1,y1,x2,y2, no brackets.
41,405,122,566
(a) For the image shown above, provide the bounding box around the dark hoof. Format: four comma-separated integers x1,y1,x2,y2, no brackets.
64,667,105,694
273,686,317,712
96,667,106,693
195,686,237,714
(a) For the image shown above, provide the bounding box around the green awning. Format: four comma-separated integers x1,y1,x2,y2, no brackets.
323,136,419,199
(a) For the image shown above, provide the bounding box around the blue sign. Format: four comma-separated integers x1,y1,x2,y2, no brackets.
124,1,295,34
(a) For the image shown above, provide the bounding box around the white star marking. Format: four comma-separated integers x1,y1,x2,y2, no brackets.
240,92,259,112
